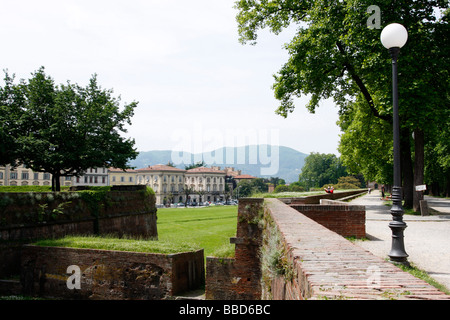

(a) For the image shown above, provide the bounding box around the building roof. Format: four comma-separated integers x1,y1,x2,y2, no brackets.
108,167,137,173
234,174,257,179
135,164,186,173
185,167,226,174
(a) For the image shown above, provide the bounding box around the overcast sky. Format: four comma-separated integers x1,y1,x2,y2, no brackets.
0,0,342,156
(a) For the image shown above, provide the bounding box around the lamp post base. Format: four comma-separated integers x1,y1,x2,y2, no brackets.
388,186,409,266
388,220,410,266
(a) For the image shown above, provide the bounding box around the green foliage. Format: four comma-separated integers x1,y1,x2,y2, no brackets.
234,0,450,196
0,67,138,191
0,186,69,192
298,153,347,189
234,178,268,198
273,184,289,193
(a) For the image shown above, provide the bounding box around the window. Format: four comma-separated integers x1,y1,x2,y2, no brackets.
65,176,71,181
77,177,80,183
94,176,98,184
102,177,106,184
85,176,88,183
43,173,50,180
129,177,133,182
120,176,125,182
34,173,39,180
0,172,3,179
171,176,174,183
22,172,29,180
10,172,18,180
112,176,116,182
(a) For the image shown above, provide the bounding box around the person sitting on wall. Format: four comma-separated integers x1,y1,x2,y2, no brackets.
324,186,334,193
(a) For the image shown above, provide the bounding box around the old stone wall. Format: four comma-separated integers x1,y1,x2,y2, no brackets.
0,190,157,241
20,245,204,300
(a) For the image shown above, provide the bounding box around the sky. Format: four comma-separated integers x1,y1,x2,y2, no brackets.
0,0,342,156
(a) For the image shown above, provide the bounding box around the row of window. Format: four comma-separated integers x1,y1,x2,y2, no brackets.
0,172,51,180
76,176,107,184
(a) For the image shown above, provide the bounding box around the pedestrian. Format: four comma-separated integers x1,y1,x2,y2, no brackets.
381,185,385,199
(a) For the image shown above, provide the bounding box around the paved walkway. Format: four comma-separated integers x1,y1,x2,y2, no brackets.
349,190,450,292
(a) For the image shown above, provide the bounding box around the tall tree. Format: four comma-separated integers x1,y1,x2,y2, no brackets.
298,153,347,189
235,0,449,208
0,67,138,191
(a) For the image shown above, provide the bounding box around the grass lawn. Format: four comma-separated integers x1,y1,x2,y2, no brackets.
157,205,238,258
34,205,238,258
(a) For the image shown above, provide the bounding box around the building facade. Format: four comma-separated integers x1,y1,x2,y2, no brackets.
184,167,227,204
0,164,52,186
1,163,233,205
135,165,187,205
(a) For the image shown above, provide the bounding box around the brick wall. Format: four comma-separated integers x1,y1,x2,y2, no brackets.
20,245,204,300
280,189,367,205
290,204,366,238
205,198,264,300
206,197,450,300
263,198,450,300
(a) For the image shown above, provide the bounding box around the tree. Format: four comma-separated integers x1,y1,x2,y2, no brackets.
181,184,195,207
0,67,138,191
298,153,347,190
184,161,206,170
235,0,449,209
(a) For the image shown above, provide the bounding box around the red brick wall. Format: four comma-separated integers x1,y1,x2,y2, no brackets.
205,198,264,300
264,198,450,300
289,204,366,238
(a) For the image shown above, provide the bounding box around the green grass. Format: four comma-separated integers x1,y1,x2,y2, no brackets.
394,262,450,295
157,205,238,258
34,205,238,258
35,235,200,254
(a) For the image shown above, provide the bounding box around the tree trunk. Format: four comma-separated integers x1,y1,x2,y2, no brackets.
413,129,424,212
400,128,413,209
52,172,61,192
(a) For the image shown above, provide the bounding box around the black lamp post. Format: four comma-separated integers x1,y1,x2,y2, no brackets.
381,23,409,265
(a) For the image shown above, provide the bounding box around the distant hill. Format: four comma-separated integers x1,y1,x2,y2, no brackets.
128,145,308,183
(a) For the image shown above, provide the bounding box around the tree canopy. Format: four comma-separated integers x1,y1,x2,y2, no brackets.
0,67,138,191
235,0,450,202
298,152,347,189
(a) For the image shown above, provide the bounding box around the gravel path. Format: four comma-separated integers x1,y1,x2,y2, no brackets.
349,190,450,292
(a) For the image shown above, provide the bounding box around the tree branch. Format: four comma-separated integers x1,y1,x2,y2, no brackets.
336,41,391,122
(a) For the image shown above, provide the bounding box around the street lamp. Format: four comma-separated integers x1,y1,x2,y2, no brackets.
381,23,409,265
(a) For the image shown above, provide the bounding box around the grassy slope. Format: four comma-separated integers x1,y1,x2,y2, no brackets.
35,205,238,257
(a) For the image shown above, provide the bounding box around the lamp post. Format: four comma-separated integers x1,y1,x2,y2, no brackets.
381,23,409,265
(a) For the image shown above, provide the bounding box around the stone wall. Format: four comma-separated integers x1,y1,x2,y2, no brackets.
20,245,204,300
0,189,157,241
